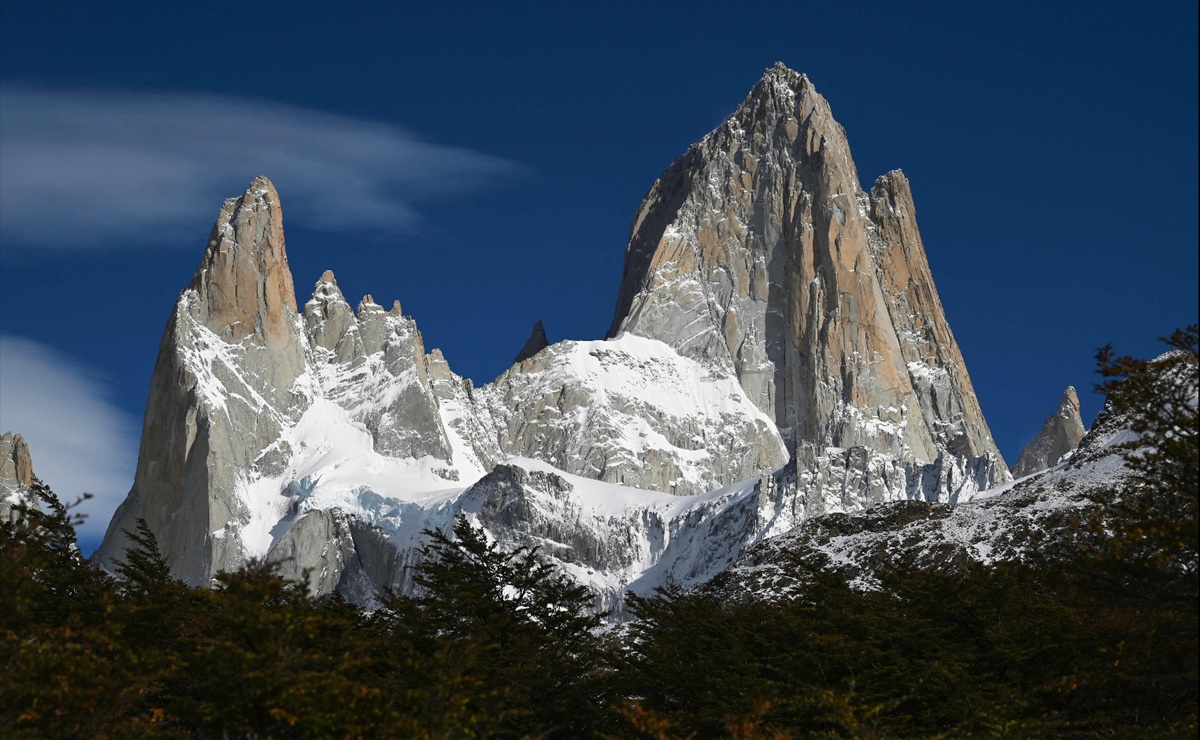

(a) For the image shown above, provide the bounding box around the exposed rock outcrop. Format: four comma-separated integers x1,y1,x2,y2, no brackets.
0,432,37,523
304,273,453,461
97,178,313,585
608,62,1007,503
1012,386,1087,477
95,66,1016,609
0,431,33,486
95,178,467,586
513,321,549,363
96,174,787,589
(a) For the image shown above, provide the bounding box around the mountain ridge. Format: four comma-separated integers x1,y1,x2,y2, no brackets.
93,65,1018,611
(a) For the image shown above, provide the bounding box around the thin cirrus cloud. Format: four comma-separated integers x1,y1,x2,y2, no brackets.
0,85,523,252
0,335,138,556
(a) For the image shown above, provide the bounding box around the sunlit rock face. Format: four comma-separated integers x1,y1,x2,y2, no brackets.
479,334,789,496
95,178,313,585
93,65,1015,613
1012,386,1087,477
94,177,465,587
609,62,1008,506
0,432,37,524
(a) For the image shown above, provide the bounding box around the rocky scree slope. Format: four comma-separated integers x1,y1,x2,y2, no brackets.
95,65,1012,611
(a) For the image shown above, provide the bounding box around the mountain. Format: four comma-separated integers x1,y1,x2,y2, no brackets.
94,65,1012,611
1012,386,1087,477
706,394,1137,601
0,432,37,524
610,63,1006,505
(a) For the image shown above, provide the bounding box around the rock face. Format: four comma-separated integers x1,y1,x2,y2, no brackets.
609,62,1007,504
95,178,478,586
95,174,778,589
303,272,452,462
513,321,549,363
1012,387,1087,477
97,178,313,584
95,66,1014,611
0,432,33,486
707,387,1139,603
1,432,38,523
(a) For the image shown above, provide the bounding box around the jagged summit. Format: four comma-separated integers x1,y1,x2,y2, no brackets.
752,62,813,95
1,432,38,523
1012,386,1087,477
97,70,1016,611
608,62,1007,503
513,320,549,364
0,432,33,486
188,176,297,346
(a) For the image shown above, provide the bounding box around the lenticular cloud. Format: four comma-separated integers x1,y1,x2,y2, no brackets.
0,86,521,252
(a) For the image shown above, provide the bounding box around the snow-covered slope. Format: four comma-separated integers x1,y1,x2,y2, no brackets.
704,397,1139,602
478,333,788,495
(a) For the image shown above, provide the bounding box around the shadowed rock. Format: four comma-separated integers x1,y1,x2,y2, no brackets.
513,321,549,364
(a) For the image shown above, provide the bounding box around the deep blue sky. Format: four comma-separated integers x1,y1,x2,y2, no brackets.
1,1,1196,546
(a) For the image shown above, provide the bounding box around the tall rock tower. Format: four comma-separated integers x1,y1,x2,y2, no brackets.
95,178,312,584
610,63,1008,503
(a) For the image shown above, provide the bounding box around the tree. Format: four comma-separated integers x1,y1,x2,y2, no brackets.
407,515,610,737
1090,324,1198,605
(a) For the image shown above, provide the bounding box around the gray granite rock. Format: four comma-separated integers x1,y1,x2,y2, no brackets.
0,432,38,524
479,334,789,494
608,63,1008,503
92,67,1020,608
95,177,312,585
1012,387,1087,477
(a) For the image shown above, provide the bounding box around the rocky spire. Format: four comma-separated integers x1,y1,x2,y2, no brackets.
1012,387,1087,477
1,432,38,524
0,432,34,486
303,269,359,363
513,321,549,364
608,63,1007,501
188,176,298,346
96,176,311,585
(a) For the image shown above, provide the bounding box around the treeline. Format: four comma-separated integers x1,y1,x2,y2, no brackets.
1,331,1195,738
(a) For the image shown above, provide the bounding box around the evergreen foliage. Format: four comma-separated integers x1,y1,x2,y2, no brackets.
0,330,1195,737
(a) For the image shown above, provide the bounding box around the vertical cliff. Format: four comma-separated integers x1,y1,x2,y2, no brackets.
609,63,1007,502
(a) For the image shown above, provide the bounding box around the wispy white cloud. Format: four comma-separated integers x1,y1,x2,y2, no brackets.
0,335,138,554
0,86,522,252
